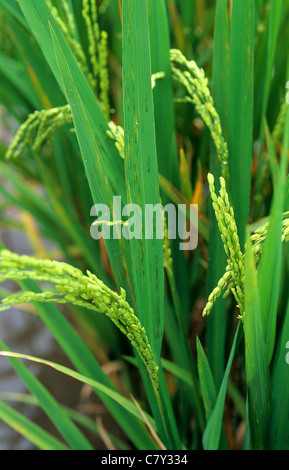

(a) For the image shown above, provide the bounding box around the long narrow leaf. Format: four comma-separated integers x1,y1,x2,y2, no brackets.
244,235,271,450
0,350,156,430
121,2,184,450
147,0,179,190
254,0,284,198
196,337,217,422
0,339,93,450
228,0,255,248
0,400,69,450
207,0,230,388
257,111,288,364
202,322,242,450
122,0,164,363
267,299,289,449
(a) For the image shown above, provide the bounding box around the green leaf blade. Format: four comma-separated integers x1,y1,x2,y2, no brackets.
244,235,271,450
122,0,164,363
0,339,93,450
228,0,255,248
196,337,217,422
0,400,69,450
202,323,242,450
268,300,289,449
207,0,230,389
258,121,288,364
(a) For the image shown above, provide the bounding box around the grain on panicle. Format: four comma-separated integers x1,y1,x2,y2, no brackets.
5,105,73,159
204,173,245,319
82,0,110,118
6,103,124,160
106,122,125,159
0,250,159,391
82,0,99,90
204,173,289,321
251,212,289,260
98,30,110,120
170,49,229,183
202,269,232,317
45,0,110,115
46,0,89,77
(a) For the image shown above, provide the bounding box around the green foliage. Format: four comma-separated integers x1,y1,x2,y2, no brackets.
0,0,288,451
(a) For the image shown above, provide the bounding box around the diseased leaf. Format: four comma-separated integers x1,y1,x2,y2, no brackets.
122,0,164,363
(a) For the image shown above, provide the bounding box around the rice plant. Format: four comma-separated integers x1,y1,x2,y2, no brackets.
0,0,288,451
